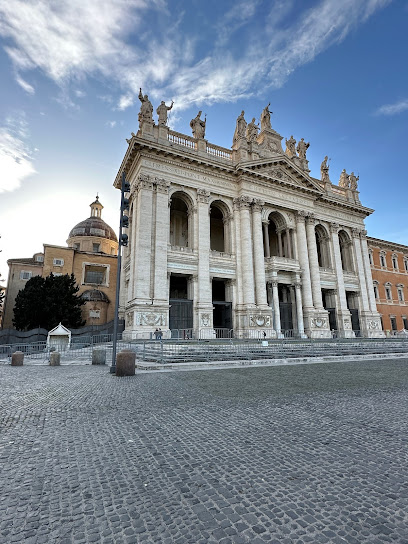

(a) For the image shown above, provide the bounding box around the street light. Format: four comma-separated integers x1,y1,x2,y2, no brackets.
110,171,130,374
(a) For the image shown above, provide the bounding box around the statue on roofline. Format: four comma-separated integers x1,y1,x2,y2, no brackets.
190,111,206,139
320,156,330,183
233,110,247,142
138,88,153,124
260,103,272,131
285,135,296,158
349,172,359,190
156,100,174,126
339,169,350,188
246,118,259,142
297,138,310,160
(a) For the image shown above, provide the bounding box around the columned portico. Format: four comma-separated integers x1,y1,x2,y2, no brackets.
116,99,384,339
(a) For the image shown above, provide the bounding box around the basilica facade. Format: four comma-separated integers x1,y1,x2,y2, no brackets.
115,94,383,339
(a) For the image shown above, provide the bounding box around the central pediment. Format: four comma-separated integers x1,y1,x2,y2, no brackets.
238,158,324,194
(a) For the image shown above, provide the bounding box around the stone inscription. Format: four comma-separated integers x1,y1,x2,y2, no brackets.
143,160,233,189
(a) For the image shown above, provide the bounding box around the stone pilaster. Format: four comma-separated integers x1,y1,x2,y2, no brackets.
270,278,282,337
295,212,314,332
196,189,214,337
294,278,307,338
133,174,154,303
330,222,353,337
152,177,171,310
236,196,255,306
251,199,268,308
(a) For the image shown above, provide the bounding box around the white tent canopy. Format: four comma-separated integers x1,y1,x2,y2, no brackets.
47,323,71,351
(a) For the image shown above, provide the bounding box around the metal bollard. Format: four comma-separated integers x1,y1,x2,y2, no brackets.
115,349,136,376
11,351,24,366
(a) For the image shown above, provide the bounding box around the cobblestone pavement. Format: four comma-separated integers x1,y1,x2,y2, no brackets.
1,359,407,544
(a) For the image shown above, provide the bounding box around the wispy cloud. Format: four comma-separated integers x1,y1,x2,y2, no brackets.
375,99,408,116
15,75,35,94
0,114,36,193
0,0,391,111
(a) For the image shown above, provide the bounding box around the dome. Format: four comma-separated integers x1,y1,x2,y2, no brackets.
68,216,118,242
81,289,110,302
68,195,118,242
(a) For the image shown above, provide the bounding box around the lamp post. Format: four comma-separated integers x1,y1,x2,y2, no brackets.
110,172,130,373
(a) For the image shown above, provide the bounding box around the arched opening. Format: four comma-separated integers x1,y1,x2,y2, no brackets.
338,230,353,272
265,212,291,258
210,204,225,252
170,195,189,248
315,225,331,268
267,219,279,256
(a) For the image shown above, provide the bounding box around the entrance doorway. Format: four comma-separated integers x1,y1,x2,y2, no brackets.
322,289,337,332
169,275,193,336
279,285,293,333
212,279,232,336
346,292,361,336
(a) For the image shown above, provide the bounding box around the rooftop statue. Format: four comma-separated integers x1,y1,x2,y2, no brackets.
156,100,174,126
297,138,310,160
349,172,359,190
138,88,153,124
320,156,330,183
339,169,350,188
260,103,272,131
285,135,296,158
246,118,259,142
233,111,247,142
190,111,206,139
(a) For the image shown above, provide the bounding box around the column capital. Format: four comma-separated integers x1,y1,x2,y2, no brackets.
251,199,264,212
154,177,170,193
197,188,210,204
233,195,252,210
330,222,340,234
351,227,361,239
295,210,307,223
305,213,316,225
137,173,154,190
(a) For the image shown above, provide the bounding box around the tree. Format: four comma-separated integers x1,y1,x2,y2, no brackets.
13,273,86,331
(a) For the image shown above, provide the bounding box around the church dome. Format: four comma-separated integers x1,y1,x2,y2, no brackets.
68,196,118,242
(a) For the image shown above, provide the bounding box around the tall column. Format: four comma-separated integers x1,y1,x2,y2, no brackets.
233,201,243,308
360,230,377,312
133,174,154,302
237,196,255,306
330,222,353,335
277,231,283,257
196,189,213,332
351,228,370,312
287,229,293,259
263,222,270,258
295,212,314,310
294,277,305,337
305,215,324,309
271,279,281,335
153,178,170,304
252,199,268,307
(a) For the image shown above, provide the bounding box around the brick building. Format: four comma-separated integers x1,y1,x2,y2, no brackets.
367,237,408,333
2,197,118,330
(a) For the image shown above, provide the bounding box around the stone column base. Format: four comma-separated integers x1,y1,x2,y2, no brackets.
359,313,385,338
335,310,355,338
303,310,332,338
123,304,169,340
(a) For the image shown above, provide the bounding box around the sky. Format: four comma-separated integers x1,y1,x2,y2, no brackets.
0,0,407,282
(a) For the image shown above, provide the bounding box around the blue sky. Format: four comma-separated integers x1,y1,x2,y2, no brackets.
0,0,407,280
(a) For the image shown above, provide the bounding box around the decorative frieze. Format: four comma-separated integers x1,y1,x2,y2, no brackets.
249,314,271,327
136,312,166,327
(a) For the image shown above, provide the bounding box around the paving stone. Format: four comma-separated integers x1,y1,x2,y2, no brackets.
0,359,407,543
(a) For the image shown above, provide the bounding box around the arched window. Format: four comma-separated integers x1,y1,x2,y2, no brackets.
170,194,190,248
315,225,331,268
338,230,354,272
210,203,225,252
373,281,379,299
265,212,288,257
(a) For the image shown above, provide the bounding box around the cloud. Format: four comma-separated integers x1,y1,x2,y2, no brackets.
0,0,391,110
374,99,408,116
15,75,35,94
0,115,36,193
106,120,117,128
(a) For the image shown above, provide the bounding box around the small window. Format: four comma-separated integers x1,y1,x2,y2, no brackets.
392,256,398,270
35,255,44,262
89,310,101,318
385,286,392,301
84,265,107,285
20,270,32,280
403,316,408,330
390,316,397,331
373,284,379,299
93,243,100,253
398,287,404,302
368,252,373,266
380,254,386,267
53,258,64,266
404,259,408,272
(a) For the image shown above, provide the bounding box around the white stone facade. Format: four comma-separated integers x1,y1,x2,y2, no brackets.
114,102,383,339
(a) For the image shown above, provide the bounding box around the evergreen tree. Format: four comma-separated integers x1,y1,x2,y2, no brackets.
13,273,85,331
